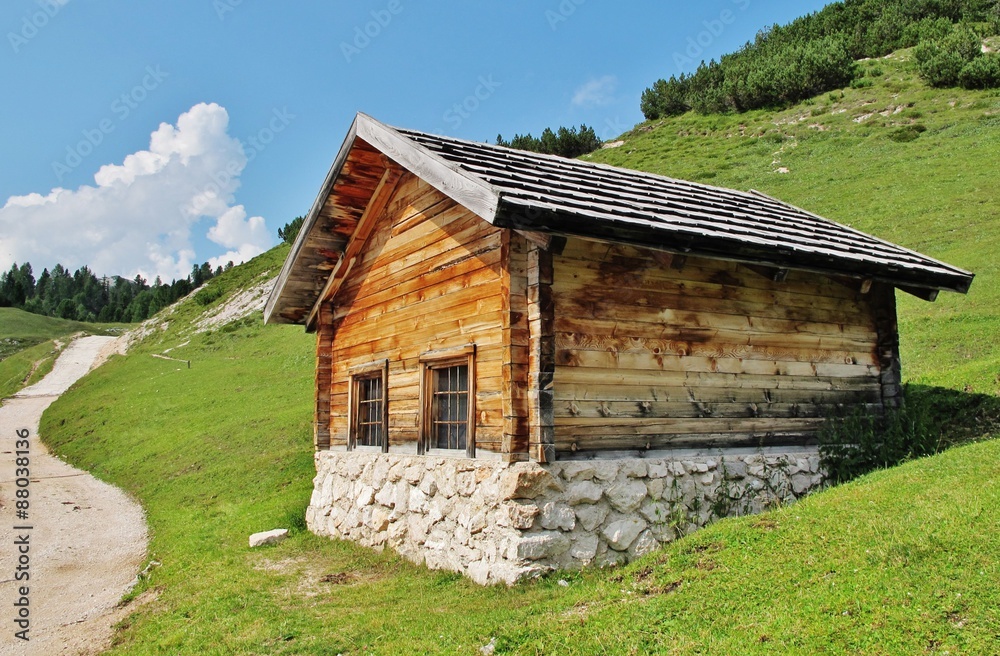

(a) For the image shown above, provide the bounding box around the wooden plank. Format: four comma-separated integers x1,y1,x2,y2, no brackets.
554,431,818,453
872,283,903,409
556,348,878,377
553,400,881,420
556,240,864,301
306,166,404,329
340,228,503,304
552,286,873,334
501,230,531,458
556,340,878,368
552,263,874,323
356,114,501,222
527,245,555,463
333,258,502,328
554,385,880,405
556,364,878,389
555,416,824,435
314,304,334,450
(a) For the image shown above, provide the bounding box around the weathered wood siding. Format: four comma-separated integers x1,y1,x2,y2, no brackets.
552,238,883,453
325,175,509,455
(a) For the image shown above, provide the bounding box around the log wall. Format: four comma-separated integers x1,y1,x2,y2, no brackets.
325,175,509,455
551,238,884,454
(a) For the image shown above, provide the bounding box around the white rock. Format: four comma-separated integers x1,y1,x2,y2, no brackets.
629,529,660,558
647,461,670,478
569,533,599,561
575,503,610,532
565,480,604,505
419,473,438,496
602,518,647,551
456,471,477,497
409,487,428,514
516,532,571,560
249,529,288,548
620,460,647,478
558,461,597,481
593,461,619,481
606,480,648,513
468,559,492,586
356,485,375,508
539,502,576,531
375,482,395,507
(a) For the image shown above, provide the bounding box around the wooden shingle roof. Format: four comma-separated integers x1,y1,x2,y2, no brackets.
266,114,973,327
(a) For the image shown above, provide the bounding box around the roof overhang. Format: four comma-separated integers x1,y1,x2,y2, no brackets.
266,114,974,330
264,114,504,329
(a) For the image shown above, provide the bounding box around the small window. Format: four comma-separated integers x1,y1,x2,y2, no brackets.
349,361,388,451
420,346,475,457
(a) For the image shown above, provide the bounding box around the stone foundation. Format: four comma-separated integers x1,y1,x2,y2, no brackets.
306,449,824,585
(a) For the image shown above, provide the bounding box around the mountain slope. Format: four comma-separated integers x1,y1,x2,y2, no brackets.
587,50,1000,394
33,48,1000,655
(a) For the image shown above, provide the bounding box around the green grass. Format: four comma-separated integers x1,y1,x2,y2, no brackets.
35,47,1000,654
0,338,62,400
585,48,1000,395
0,306,126,360
39,313,1000,653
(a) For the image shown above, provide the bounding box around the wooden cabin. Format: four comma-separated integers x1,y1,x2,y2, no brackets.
265,114,972,581
266,114,972,464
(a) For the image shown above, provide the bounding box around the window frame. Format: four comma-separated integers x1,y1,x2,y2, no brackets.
348,359,389,452
419,345,476,458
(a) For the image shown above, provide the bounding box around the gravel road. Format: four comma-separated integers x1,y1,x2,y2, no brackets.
0,336,148,656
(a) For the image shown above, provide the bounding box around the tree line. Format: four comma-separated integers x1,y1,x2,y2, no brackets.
641,0,1000,120
0,260,229,324
1,218,310,325
495,124,603,158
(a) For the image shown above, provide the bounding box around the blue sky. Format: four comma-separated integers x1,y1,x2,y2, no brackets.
0,0,831,280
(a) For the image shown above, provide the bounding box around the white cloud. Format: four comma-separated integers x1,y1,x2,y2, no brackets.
571,75,618,108
0,102,274,281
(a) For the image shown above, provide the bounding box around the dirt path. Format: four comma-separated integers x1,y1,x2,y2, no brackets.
0,336,148,656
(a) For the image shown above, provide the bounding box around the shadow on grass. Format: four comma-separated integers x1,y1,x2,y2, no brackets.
908,383,1000,446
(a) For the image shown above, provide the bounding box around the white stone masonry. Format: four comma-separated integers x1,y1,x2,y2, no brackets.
306,450,824,585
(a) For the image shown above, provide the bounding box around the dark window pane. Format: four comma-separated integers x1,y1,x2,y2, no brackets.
355,374,384,448
429,364,470,451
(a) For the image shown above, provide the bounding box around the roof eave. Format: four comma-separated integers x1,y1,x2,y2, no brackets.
264,116,361,326
265,114,505,327
493,201,974,298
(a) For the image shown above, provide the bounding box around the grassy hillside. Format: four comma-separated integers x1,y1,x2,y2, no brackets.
0,307,127,399
588,50,1000,395
0,339,63,400
0,306,125,360
35,48,1000,655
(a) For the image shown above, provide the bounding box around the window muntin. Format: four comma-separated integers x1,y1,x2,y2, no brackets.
354,374,385,447
419,346,475,457
349,360,388,452
430,364,469,451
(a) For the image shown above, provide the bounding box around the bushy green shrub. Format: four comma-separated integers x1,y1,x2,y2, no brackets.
959,52,1000,88
916,26,984,86
640,76,690,119
819,400,941,484
495,124,602,158
888,123,928,141
902,16,957,47
194,285,224,306
639,0,999,120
